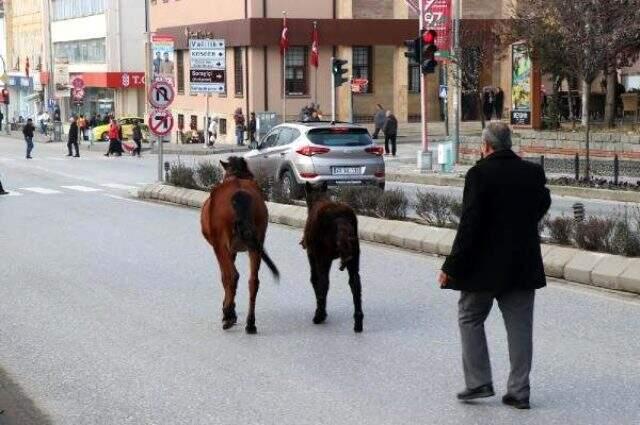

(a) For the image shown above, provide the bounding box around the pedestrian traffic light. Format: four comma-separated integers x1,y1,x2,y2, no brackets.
0,89,9,105
422,29,438,74
404,36,422,64
331,58,349,88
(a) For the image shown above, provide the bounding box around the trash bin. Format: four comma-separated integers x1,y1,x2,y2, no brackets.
437,140,455,173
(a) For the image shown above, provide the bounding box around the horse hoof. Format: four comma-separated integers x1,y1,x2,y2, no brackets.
354,323,363,333
222,319,236,330
245,325,257,334
313,313,327,324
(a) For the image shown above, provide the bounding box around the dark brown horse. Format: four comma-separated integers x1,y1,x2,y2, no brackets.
201,157,279,334
302,183,363,333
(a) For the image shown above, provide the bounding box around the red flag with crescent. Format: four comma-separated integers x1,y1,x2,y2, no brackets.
311,25,319,67
280,15,289,55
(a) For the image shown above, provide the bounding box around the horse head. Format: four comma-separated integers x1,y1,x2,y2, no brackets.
220,157,254,180
304,182,329,209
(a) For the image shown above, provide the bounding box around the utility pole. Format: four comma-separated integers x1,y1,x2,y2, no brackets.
453,0,461,163
331,57,336,122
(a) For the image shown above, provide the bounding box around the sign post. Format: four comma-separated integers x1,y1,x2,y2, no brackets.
148,80,175,182
417,0,433,173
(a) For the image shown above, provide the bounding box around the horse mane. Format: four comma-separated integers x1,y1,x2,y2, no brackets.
222,156,254,180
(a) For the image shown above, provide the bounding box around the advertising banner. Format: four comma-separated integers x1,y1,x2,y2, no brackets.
54,63,70,97
511,42,532,126
423,0,451,51
189,38,226,94
152,34,175,85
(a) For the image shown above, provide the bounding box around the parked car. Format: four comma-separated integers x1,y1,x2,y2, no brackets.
244,122,385,199
92,117,150,142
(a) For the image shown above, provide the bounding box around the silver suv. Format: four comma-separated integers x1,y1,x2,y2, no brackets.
244,122,385,198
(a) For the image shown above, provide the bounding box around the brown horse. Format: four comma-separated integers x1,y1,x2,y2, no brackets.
302,182,363,333
201,156,279,334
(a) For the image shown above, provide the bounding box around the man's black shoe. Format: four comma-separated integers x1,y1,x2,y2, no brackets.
502,394,530,410
456,384,495,401
74,155,80,158
0,190,9,195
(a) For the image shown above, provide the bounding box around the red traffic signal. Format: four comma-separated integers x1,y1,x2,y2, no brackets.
422,30,437,45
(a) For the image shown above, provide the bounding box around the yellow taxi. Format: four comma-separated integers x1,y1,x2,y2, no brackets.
92,117,150,142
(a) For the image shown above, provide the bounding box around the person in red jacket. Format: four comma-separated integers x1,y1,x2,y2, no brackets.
104,118,122,157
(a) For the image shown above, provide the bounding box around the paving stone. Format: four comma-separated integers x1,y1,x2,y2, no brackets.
420,227,451,254
618,259,640,294
564,251,607,285
591,256,633,290
543,246,580,278
436,230,457,256
387,222,423,249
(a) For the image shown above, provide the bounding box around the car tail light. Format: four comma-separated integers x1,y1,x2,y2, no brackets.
374,170,385,178
296,145,330,156
365,146,384,156
300,172,319,178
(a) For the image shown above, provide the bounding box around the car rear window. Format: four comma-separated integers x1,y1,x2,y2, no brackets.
307,128,372,147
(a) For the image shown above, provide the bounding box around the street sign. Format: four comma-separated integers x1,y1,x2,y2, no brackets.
71,76,85,90
439,85,448,99
189,38,226,94
148,81,175,109
351,78,369,93
148,109,174,137
72,87,85,101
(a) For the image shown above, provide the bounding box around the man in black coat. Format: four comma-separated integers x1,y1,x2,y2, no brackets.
382,110,398,156
67,116,80,158
438,121,551,410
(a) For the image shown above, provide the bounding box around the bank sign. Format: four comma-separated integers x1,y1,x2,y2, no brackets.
189,39,226,94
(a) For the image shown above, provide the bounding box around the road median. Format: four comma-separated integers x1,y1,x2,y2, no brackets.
387,172,640,203
135,184,640,296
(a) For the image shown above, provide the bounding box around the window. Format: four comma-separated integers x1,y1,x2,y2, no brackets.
285,47,308,96
219,118,227,135
52,0,105,21
352,46,372,94
176,50,185,94
234,47,244,97
408,62,420,93
277,128,300,146
54,38,106,64
177,114,184,130
262,129,281,148
190,115,198,130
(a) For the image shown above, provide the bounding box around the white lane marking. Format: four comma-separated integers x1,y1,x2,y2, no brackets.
61,185,103,192
20,187,62,194
100,183,138,190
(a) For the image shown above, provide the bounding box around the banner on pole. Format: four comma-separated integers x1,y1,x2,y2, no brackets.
511,42,532,126
189,38,226,94
423,0,451,51
152,34,175,85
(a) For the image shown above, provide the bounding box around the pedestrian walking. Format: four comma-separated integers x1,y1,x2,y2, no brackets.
67,116,80,157
207,118,218,148
382,110,398,156
23,118,35,159
438,121,551,410
78,114,88,141
132,120,143,157
494,87,504,120
0,109,4,131
248,112,257,145
104,119,122,157
38,110,49,135
233,108,246,146
372,104,386,139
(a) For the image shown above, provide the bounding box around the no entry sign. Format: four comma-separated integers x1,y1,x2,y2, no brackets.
148,109,175,137
148,81,175,109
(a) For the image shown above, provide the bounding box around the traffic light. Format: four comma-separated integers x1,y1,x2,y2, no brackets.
0,89,8,105
403,36,422,64
331,58,349,88
422,29,438,74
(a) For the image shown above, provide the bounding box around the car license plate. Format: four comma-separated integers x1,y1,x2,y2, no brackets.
332,166,361,175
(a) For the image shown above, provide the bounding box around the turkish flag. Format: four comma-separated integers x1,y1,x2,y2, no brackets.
280,15,289,55
25,57,30,78
310,25,319,68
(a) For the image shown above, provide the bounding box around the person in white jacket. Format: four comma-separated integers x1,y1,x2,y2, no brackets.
207,118,218,148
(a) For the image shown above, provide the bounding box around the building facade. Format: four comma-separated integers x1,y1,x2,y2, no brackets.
3,0,45,120
150,0,447,143
48,0,146,122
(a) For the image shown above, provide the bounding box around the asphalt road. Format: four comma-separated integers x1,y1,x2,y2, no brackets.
1,137,640,424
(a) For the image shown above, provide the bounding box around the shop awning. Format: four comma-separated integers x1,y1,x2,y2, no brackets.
23,93,42,102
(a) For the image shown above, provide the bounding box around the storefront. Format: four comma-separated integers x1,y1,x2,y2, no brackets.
7,74,42,120
69,87,116,119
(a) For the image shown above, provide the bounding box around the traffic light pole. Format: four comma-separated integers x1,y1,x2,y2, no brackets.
417,0,433,172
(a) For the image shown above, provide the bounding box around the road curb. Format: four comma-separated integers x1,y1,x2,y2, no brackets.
386,172,640,204
136,184,640,296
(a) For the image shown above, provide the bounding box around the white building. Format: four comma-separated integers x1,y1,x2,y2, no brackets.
47,0,146,121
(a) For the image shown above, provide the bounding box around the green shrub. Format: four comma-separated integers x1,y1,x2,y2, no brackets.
611,220,640,257
168,162,198,190
544,216,574,245
195,161,222,190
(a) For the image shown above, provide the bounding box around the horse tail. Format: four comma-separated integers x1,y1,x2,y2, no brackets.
335,217,358,271
231,191,280,281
